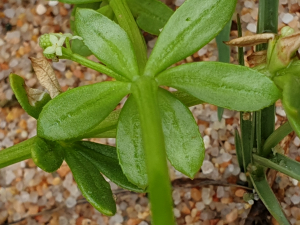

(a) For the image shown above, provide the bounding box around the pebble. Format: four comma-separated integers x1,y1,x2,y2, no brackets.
282,13,294,24
221,152,232,162
217,186,225,198
65,196,77,208
109,214,124,225
291,194,300,205
196,201,205,211
226,208,238,223
247,23,257,33
201,160,214,174
191,188,202,201
173,208,181,218
244,0,253,8
293,137,300,146
59,216,68,225
239,172,247,182
4,9,15,19
36,4,47,15
235,189,246,198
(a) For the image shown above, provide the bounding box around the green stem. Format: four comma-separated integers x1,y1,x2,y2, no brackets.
133,77,174,225
62,48,127,81
0,137,36,169
256,0,278,155
240,112,253,172
109,0,148,74
262,121,293,157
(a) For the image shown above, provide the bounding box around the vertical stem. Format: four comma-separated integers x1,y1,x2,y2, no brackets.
133,77,175,225
109,0,148,74
256,0,278,155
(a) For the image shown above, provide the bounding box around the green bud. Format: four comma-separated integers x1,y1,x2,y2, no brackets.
281,26,294,37
39,34,52,50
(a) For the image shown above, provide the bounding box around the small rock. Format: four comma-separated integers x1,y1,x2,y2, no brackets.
4,9,15,18
221,152,232,162
226,208,238,223
28,204,39,215
221,197,233,204
196,201,205,211
216,186,225,198
235,189,246,198
65,196,77,208
239,172,247,182
36,4,47,15
185,215,193,224
191,188,202,201
282,13,294,24
173,208,181,218
291,194,300,205
49,1,59,6
244,0,253,8
180,203,191,215
201,160,214,174
293,137,300,146
57,165,70,178
247,23,257,33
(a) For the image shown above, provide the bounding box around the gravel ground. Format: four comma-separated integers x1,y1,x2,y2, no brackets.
1,0,300,224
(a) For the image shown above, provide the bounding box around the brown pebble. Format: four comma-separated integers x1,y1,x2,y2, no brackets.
28,204,39,215
226,208,238,223
185,215,193,224
73,69,84,79
18,119,27,129
210,219,219,225
191,188,202,201
60,6,68,16
235,188,246,197
290,3,300,13
126,218,141,225
220,197,233,204
26,159,36,168
57,165,71,178
272,217,280,225
180,203,191,215
52,177,61,185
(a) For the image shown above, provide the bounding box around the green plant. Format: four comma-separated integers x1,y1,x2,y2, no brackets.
3,0,300,224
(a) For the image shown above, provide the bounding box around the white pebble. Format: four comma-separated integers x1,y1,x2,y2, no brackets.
109,214,124,225
65,196,77,208
59,216,68,225
203,135,211,148
20,191,30,202
293,137,300,147
276,107,286,117
217,186,225,198
241,13,251,23
4,8,15,18
201,160,214,174
239,172,247,182
282,13,294,24
36,4,47,15
29,192,38,203
0,38,4,47
148,38,157,48
291,194,300,205
195,201,205,211
48,1,59,6
198,47,208,56
5,170,16,185
244,0,253,8
175,0,185,6
173,208,181,218
247,23,257,33
221,152,232,162
55,192,63,202
53,62,66,72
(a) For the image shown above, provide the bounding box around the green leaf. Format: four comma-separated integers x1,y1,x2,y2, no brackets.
50,0,101,3
234,129,244,172
38,81,131,141
9,74,51,119
117,95,148,189
144,0,237,76
31,137,64,173
0,137,36,169
126,0,173,35
157,62,281,111
274,75,300,137
253,153,300,181
65,148,116,216
171,90,204,107
71,39,93,57
97,4,115,20
158,88,204,178
250,172,290,225
75,141,144,192
75,8,139,80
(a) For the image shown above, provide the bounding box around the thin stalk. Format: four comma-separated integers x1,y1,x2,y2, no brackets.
0,137,36,168
133,77,174,225
237,14,244,66
256,0,278,155
109,0,148,74
262,121,293,157
62,48,127,81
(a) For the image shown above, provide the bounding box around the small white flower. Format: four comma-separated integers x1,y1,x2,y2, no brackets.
43,33,83,56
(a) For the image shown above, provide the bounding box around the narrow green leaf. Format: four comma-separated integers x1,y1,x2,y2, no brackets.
117,95,148,189
262,122,293,157
71,39,93,57
253,154,300,181
250,172,290,225
171,90,204,107
9,74,51,119
79,141,118,160
0,137,36,169
216,20,231,121
157,62,281,111
97,5,115,20
38,81,131,141
65,148,116,216
75,8,139,80
158,88,205,178
274,75,300,138
240,112,253,171
31,137,64,173
75,142,144,193
126,0,173,35
144,0,237,76
236,13,245,66
234,129,244,172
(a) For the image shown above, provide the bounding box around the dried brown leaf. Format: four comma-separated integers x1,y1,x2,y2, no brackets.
247,50,267,67
224,33,275,47
25,86,47,106
29,57,62,98
280,32,300,61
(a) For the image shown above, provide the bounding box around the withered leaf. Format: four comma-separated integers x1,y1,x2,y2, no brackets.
25,86,48,107
247,50,267,67
29,57,62,98
224,33,275,47
279,32,300,61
